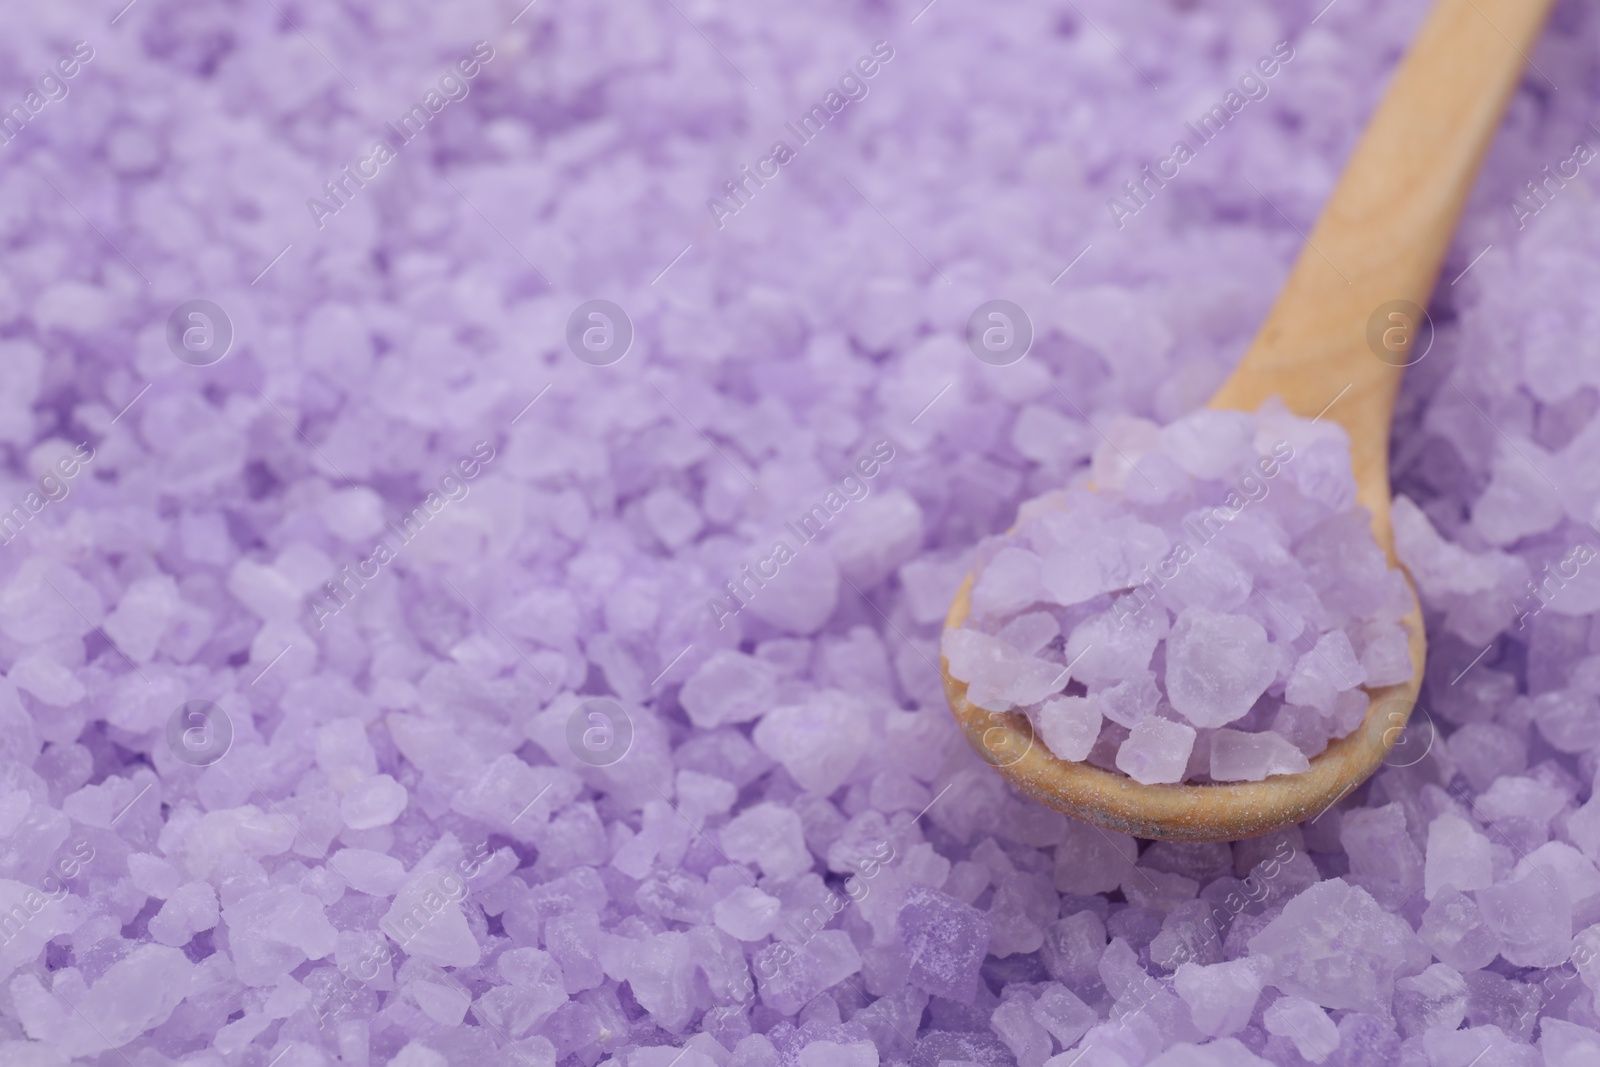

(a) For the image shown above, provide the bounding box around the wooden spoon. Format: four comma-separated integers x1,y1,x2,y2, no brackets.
941,0,1556,842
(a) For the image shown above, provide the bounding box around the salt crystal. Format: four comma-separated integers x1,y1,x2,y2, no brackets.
1013,403,1093,465
390,1041,450,1067
1283,630,1366,712
127,852,182,899
1530,689,1600,753
1476,869,1572,967
544,911,604,993
148,881,219,946
32,944,192,1056
1447,722,1528,793
0,877,80,970
1270,703,1331,757
1063,603,1167,690
339,773,408,829
1472,437,1565,545
944,860,989,905
676,769,737,827
1394,963,1468,1038
0,560,102,644
329,848,407,896
1036,695,1101,762
989,870,1057,956
899,884,992,1002
830,488,924,588
1150,900,1221,969
1298,515,1394,623
1032,982,1096,1048
1262,996,1339,1062
753,928,861,1015
225,559,303,622
1173,957,1268,1036
491,946,568,1031
1515,841,1600,917
899,554,972,626
1356,619,1414,686
941,628,1069,710
1425,813,1494,899
1329,688,1370,736
273,542,336,597
1273,416,1356,497
991,995,1053,1067
1331,1013,1403,1064
719,802,811,880
713,886,782,941
410,979,472,1026
1419,886,1502,972
380,871,480,969
101,575,180,664
1115,717,1196,785
729,1035,780,1067
319,486,387,541
9,653,86,707
743,545,840,635
797,1039,878,1067
1089,414,1164,491
641,486,703,549
1462,969,1539,1039
452,756,580,834
1144,1038,1272,1066
1164,608,1275,728
1208,728,1310,782
1055,824,1136,895
1568,790,1600,861
997,611,1060,657
533,803,611,874
1247,879,1425,1014
315,717,379,778
1339,803,1424,905
752,691,871,794
1543,1019,1600,1066
1422,1025,1532,1067
1068,523,1172,607
1475,775,1567,827
680,650,778,728
1159,409,1256,479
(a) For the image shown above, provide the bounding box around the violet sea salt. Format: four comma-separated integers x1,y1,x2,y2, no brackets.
8,0,1600,1062
945,403,1415,783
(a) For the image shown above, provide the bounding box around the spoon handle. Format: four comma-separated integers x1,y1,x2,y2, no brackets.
1210,0,1556,545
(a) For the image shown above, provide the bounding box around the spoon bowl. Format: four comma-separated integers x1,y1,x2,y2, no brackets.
941,0,1555,841
942,563,1425,842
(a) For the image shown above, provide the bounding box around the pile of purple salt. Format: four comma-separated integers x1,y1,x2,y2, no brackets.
945,403,1415,783
4,0,1600,1063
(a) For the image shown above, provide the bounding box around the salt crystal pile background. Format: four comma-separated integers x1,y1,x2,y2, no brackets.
1,0,1598,1065
946,404,1415,784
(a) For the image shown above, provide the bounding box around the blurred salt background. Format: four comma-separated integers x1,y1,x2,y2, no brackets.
0,0,1595,1065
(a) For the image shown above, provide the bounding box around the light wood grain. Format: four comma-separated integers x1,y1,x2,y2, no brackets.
1211,0,1557,555
941,0,1556,841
